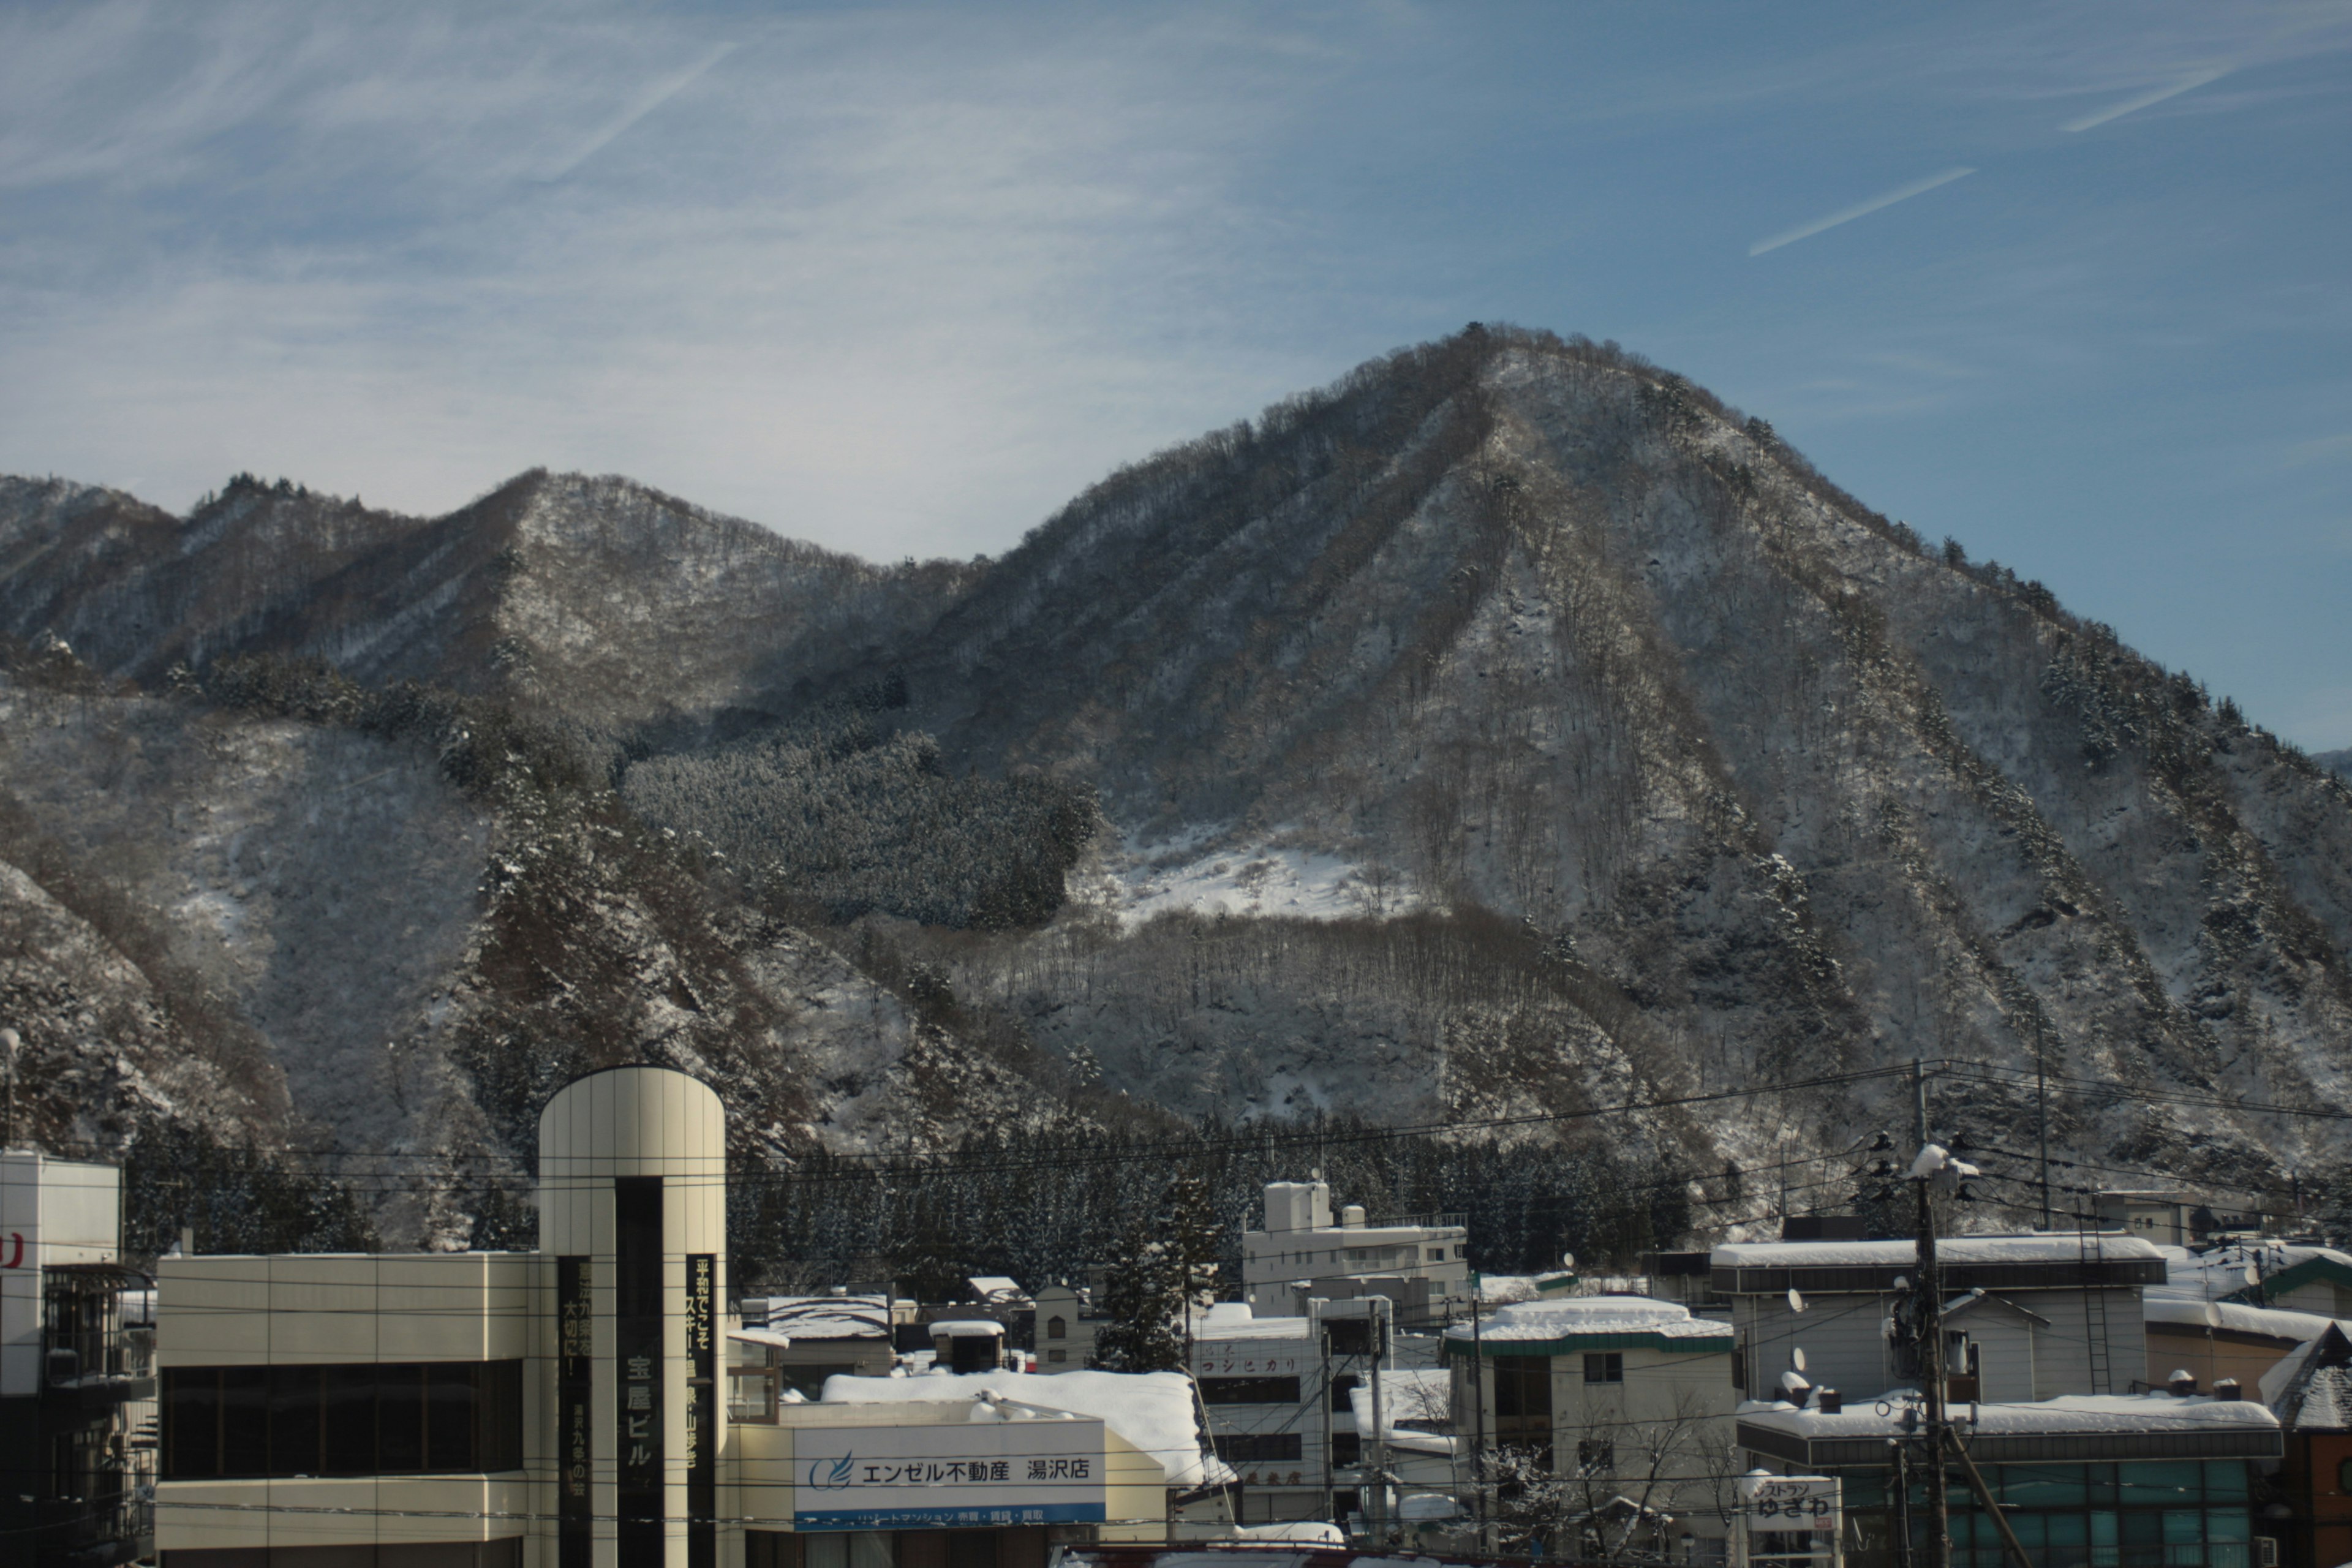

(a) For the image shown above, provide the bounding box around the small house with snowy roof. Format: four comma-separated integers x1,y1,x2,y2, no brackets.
1712,1234,2167,1407
1444,1295,1737,1554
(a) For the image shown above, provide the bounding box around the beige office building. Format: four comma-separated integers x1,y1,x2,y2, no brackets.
153,1066,1170,1568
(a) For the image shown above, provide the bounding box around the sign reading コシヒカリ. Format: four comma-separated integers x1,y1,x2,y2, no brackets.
793,1419,1110,1529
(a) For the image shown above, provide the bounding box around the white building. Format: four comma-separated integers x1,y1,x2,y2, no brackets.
1713,1233,2166,1406
1238,1182,1470,1328
150,1066,1207,1568
1,1149,153,1568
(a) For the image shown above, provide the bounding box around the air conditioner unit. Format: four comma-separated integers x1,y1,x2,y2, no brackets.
2255,1537,2279,1567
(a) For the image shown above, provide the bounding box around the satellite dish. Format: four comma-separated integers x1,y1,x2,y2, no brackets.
1561,1251,1577,1272
1792,1348,1808,1373
2204,1303,2223,1329
1788,1287,1806,1313
2245,1264,2261,1287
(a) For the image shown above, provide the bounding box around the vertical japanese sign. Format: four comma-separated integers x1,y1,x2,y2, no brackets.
686,1252,717,1568
557,1256,594,1568
614,1177,664,1568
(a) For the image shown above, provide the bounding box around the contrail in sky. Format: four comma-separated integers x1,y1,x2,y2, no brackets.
2060,69,2228,132
1748,167,1976,257
540,43,737,181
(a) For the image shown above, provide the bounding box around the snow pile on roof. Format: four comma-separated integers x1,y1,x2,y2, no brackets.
2143,1286,2340,1343
968,1276,1027,1303
820,1368,1228,1485
2167,1242,2352,1299
929,1319,1006,1337
1348,1368,1457,1455
748,1294,892,1340
1232,1521,1349,1544
1740,1390,2279,1439
2296,1368,2352,1430
1193,1303,1312,1342
1715,1234,2165,1270
1448,1295,1732,1344
729,1327,794,1351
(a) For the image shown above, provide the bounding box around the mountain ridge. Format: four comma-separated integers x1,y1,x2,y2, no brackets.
4,323,2348,1249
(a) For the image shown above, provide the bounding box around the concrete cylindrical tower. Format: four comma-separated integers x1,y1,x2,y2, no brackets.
538,1066,729,1568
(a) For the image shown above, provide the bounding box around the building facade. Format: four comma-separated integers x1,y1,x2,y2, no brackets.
1444,1296,1738,1557
1,1150,153,1568
1238,1183,1469,1329
152,1066,1194,1568
1714,1234,2167,1405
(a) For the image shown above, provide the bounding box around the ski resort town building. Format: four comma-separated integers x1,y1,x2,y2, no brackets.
1,1149,155,1568
1238,1181,1469,1326
149,1066,1210,1568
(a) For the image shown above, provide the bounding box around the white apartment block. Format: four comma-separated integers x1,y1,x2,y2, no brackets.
1238,1183,1470,1328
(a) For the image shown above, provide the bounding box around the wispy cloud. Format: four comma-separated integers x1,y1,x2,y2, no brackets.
1749,167,1976,257
2059,67,2228,131
538,41,736,182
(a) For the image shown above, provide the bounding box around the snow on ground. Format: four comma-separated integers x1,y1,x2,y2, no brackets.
820,1368,1226,1485
1100,826,1427,928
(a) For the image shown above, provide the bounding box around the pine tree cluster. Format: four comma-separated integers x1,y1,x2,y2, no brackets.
728,1114,1691,1309
619,706,1098,930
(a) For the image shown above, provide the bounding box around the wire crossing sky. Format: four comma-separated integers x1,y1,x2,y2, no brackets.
2,2,2348,745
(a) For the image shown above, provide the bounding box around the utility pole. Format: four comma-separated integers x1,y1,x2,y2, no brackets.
2036,1016,2052,1232
1471,1288,1488,1552
1912,1060,1950,1568
1368,1295,1392,1547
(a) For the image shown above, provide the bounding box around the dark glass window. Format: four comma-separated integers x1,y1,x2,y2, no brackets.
1213,1433,1303,1464
378,1363,424,1471
1331,1433,1362,1466
321,1365,377,1474
221,1366,269,1477
1331,1373,1360,1412
164,1367,220,1479
270,1365,323,1475
1200,1375,1301,1405
1583,1352,1624,1384
160,1361,524,1479
426,1363,477,1470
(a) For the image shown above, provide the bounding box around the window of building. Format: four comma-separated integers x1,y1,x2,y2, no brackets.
164,1362,524,1479
1213,1433,1304,1464
1583,1352,1624,1384
729,1365,781,1424
1427,1248,1446,1262
1332,1432,1362,1466
1046,1348,1066,1363
1331,1373,1360,1412
1046,1316,1066,1340
1493,1356,1552,1450
1202,1375,1302,1405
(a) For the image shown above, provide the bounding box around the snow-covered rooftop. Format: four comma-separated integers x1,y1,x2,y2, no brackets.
820,1368,1229,1487
1445,1295,1732,1347
1193,1303,1313,1342
1714,1234,2165,1270
1740,1390,2279,1441
929,1319,1006,1338
2144,1286,2341,1344
747,1294,893,1340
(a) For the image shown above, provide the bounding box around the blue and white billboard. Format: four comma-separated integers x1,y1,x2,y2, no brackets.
793,1418,1111,1529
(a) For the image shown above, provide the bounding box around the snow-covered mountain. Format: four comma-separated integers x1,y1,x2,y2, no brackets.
4,325,2348,1244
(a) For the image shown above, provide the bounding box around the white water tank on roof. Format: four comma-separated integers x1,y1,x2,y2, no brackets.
1264,1181,1332,1232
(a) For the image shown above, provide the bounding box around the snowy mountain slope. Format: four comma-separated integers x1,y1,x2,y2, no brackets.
2,325,2348,1231
881,328,2352,1179
0,470,976,738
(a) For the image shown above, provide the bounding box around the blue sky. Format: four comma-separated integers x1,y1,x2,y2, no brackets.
4,2,2348,745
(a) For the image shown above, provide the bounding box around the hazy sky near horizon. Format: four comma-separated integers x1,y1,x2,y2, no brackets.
4,2,2349,745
